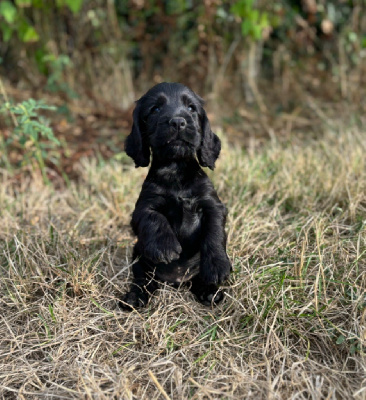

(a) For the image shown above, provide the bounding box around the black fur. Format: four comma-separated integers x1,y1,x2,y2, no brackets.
121,82,231,310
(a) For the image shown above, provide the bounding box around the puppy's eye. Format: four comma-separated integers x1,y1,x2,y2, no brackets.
151,106,161,114
187,105,196,112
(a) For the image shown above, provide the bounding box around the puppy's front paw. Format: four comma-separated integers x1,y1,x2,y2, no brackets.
143,234,182,264
201,253,231,285
119,290,148,311
196,285,224,306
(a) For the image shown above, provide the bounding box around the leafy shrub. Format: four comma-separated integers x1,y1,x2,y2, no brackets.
0,98,60,183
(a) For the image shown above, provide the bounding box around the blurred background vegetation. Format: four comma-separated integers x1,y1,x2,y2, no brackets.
0,0,365,179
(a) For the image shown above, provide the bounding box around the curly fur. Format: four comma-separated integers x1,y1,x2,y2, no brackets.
121,82,231,310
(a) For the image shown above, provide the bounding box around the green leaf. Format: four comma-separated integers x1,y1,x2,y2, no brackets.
241,20,252,37
30,129,39,142
252,25,262,40
28,98,37,108
251,9,259,24
0,1,17,24
231,2,245,17
19,115,29,124
20,24,39,42
48,304,56,322
350,344,359,355
90,298,114,316
23,122,33,135
336,335,345,344
260,13,269,29
18,136,27,146
13,108,25,115
64,0,83,14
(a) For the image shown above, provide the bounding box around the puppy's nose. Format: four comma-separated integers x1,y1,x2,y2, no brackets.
169,117,187,131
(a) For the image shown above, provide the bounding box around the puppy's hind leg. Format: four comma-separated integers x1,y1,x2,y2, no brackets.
190,274,224,306
119,259,158,311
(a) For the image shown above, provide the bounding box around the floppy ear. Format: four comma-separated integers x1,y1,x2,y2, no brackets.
197,109,221,170
125,102,150,167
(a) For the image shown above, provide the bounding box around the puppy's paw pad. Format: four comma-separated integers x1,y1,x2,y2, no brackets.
198,288,224,306
119,291,148,311
206,293,214,302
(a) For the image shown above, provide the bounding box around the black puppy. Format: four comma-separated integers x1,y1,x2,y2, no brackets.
120,82,231,309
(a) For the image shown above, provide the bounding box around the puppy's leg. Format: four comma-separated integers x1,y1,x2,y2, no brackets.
119,259,158,311
132,208,182,264
190,274,224,306
200,200,232,285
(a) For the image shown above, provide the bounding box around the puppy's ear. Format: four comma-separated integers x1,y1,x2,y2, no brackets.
197,109,221,170
125,102,150,167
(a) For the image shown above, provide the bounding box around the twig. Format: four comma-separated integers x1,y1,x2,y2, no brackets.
148,370,171,400
214,37,241,95
188,377,214,400
247,41,267,114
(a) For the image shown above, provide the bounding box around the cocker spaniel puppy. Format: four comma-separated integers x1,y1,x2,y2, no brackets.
120,82,231,310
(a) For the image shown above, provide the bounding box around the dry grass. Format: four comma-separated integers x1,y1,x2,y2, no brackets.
0,123,365,399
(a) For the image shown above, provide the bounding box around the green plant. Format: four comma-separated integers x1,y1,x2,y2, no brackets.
42,54,77,99
0,98,59,182
0,0,39,42
0,0,84,43
231,0,270,41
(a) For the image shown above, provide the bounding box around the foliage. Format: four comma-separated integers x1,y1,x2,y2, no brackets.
0,99,59,183
0,0,39,42
0,0,84,43
231,0,270,41
56,0,84,15
0,1,364,104
42,54,77,99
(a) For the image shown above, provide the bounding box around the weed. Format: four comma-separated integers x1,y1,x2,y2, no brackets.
0,98,60,183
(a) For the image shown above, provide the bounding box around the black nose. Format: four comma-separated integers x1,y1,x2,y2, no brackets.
169,117,187,131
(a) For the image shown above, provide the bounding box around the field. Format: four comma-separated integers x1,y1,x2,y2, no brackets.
1,121,365,399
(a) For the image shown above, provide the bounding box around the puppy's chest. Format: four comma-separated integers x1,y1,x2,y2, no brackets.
164,193,202,235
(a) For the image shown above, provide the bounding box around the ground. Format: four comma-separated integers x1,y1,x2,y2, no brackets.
0,118,365,398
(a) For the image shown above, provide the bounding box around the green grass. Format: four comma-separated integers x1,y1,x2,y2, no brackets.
0,124,365,399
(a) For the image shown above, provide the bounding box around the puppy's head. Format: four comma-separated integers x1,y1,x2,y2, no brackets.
125,82,221,169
